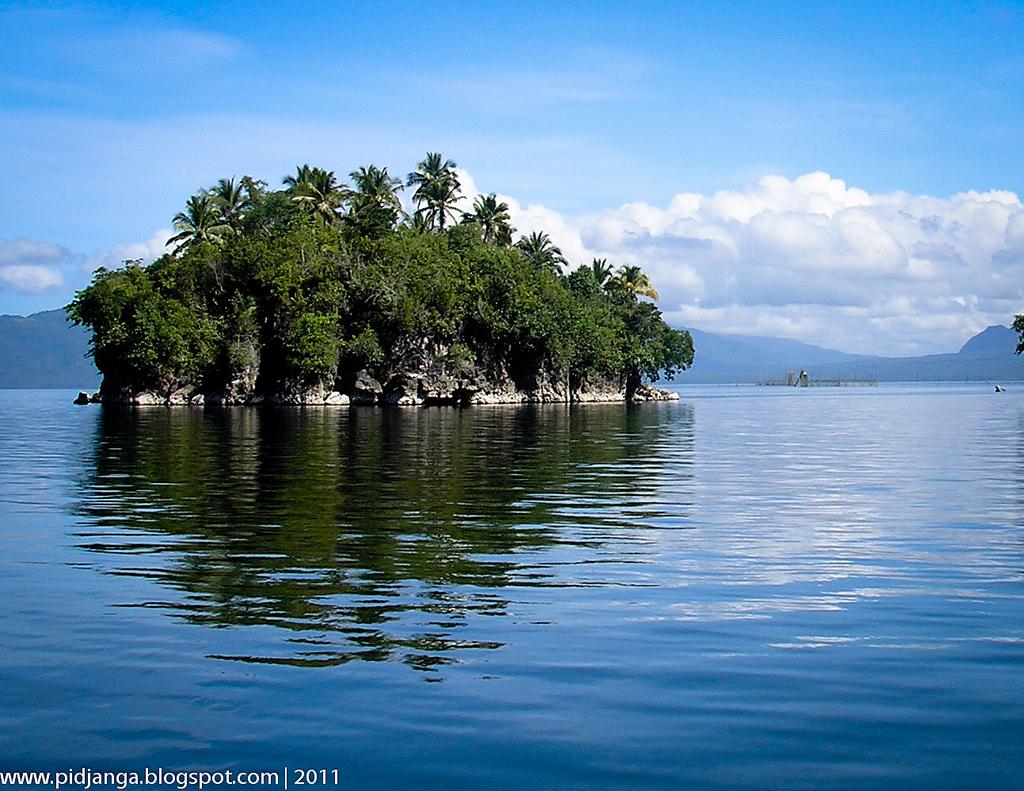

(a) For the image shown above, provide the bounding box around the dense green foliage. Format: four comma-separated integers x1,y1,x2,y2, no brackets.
69,154,693,397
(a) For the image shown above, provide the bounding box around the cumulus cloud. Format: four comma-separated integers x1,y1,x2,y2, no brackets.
63,173,1018,355
460,172,1024,355
0,239,71,293
0,230,178,309
0,239,70,266
82,229,174,273
0,265,63,292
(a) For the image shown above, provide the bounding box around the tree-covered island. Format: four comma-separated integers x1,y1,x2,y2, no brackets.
69,153,694,406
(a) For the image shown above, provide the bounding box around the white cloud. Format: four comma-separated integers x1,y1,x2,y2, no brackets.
458,171,1024,355
0,265,63,292
0,227,176,304
0,230,174,307
14,172,1018,355
0,239,70,266
82,229,173,273
0,239,71,293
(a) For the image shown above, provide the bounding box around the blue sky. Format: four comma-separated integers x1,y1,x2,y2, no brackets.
2,1,1023,353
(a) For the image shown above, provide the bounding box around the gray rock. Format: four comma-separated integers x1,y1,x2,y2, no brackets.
352,370,383,404
383,373,425,405
167,385,199,405
90,339,682,407
632,383,679,402
131,391,165,406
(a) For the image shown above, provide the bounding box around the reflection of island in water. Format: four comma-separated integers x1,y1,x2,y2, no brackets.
74,404,692,672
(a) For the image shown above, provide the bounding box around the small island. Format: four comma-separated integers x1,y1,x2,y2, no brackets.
69,153,694,406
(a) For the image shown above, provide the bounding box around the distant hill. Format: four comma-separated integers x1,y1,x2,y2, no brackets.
684,329,868,383
0,309,99,389
683,324,1024,383
957,325,1018,357
0,309,1021,388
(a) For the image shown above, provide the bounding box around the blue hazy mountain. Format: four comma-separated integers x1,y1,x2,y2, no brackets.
684,325,1024,383
0,309,99,389
0,310,1020,388
684,328,868,383
956,325,1018,357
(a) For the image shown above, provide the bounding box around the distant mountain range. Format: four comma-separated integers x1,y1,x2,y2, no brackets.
684,324,1024,383
0,309,99,389
0,309,1021,389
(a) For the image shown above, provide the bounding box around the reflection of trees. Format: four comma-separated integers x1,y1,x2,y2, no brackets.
76,403,687,672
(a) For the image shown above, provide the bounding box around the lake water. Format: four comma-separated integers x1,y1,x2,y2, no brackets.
0,384,1022,789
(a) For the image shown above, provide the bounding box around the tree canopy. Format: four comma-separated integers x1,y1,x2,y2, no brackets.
69,152,694,400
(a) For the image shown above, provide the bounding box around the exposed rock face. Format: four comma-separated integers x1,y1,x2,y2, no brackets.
73,391,90,405
631,383,679,402
104,384,354,407
130,391,167,406
263,379,350,406
265,380,329,406
372,355,678,405
94,342,679,406
205,343,260,405
382,373,425,406
351,371,383,404
166,384,202,405
97,373,195,406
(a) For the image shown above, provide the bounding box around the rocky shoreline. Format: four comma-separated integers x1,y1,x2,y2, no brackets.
75,360,679,407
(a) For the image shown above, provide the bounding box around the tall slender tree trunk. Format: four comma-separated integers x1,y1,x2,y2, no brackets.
625,366,642,402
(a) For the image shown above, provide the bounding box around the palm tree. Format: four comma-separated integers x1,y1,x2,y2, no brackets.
348,165,404,216
240,175,267,202
284,165,347,225
611,265,659,300
589,258,614,289
462,193,514,245
407,152,462,231
283,164,316,192
167,193,232,254
211,177,250,228
515,231,568,273
345,165,405,236
407,211,432,234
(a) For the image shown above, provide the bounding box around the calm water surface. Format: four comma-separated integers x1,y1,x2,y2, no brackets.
0,384,1022,789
